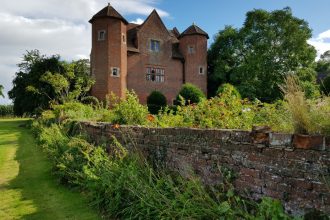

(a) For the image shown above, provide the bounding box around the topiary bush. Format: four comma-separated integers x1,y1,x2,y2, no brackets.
175,83,205,105
147,91,167,114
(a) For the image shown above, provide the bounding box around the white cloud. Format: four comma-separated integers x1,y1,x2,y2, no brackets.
130,18,144,25
308,29,330,59
0,0,168,104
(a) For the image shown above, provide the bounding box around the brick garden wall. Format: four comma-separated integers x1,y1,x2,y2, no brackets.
80,122,330,215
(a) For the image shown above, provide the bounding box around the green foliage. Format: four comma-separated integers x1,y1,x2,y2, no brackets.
255,197,291,220
175,83,206,105
321,76,330,95
0,105,14,117
8,50,94,116
32,117,293,219
81,96,100,106
0,85,4,98
111,91,149,125
208,8,317,102
280,75,330,135
157,88,255,129
253,101,294,133
216,83,241,99
147,91,167,114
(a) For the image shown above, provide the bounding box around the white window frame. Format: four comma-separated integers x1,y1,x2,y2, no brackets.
188,46,195,54
150,40,160,52
98,30,106,41
146,67,165,82
111,67,120,77
198,66,205,75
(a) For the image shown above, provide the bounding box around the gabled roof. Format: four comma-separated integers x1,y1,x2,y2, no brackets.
172,27,180,38
180,24,209,39
139,9,170,37
89,3,128,24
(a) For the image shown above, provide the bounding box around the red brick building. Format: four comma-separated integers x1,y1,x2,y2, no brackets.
90,4,208,104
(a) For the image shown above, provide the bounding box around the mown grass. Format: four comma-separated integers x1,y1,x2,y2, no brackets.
0,119,101,220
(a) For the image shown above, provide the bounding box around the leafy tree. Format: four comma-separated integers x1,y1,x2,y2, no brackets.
176,83,206,105
208,7,318,102
8,50,94,116
147,91,167,114
0,85,4,98
321,76,330,95
316,50,330,95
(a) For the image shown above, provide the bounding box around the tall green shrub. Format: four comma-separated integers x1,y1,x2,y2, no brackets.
147,91,167,114
216,83,241,99
0,105,14,117
112,91,149,125
175,83,205,105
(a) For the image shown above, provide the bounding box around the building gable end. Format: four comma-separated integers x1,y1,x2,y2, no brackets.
139,10,170,37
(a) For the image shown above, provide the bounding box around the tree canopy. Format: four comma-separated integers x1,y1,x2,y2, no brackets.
9,50,94,116
208,7,318,102
317,50,330,95
0,85,4,98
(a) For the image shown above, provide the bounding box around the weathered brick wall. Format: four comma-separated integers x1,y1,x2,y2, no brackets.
80,122,330,216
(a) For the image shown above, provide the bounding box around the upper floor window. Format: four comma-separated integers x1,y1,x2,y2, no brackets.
150,40,160,52
146,67,164,82
98,30,106,41
111,67,120,77
122,33,126,44
199,66,205,75
188,46,195,54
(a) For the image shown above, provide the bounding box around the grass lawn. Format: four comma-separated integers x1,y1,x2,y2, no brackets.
0,119,102,220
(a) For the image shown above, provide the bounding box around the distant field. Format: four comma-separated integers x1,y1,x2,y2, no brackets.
0,119,101,220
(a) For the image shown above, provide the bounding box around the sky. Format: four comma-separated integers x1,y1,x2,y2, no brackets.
0,0,330,104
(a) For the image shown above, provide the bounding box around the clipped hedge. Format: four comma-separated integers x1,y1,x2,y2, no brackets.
147,91,167,114
175,83,205,105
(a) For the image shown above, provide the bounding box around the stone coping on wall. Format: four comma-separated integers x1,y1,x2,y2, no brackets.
80,121,330,152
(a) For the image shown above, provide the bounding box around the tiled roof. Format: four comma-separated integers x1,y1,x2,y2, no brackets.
127,26,139,53
172,43,184,60
89,4,128,24
180,24,209,39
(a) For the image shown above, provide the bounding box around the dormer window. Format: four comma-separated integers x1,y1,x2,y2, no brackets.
98,30,106,41
150,40,160,52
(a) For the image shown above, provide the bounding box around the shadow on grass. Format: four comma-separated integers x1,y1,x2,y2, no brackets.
2,119,101,220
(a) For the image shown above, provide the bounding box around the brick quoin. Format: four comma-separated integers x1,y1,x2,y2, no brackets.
89,4,208,104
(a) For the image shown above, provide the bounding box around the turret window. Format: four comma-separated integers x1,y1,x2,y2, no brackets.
150,40,160,52
111,67,120,77
98,30,106,41
188,46,195,54
122,33,126,44
146,67,164,82
199,66,205,75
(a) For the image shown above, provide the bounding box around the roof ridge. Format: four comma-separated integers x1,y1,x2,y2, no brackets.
89,4,128,24
179,24,209,39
